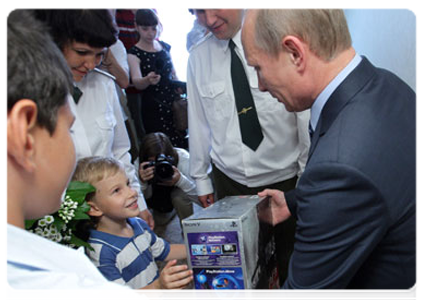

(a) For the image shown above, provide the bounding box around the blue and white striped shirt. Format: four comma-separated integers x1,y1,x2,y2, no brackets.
87,218,170,289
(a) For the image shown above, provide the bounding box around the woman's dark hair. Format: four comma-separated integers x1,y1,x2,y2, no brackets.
135,9,159,27
139,132,179,165
34,10,117,50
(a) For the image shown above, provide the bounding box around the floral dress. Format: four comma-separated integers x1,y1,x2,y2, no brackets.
128,41,188,149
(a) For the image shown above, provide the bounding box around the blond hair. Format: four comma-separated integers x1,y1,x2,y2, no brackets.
71,157,124,238
72,156,124,195
254,9,352,61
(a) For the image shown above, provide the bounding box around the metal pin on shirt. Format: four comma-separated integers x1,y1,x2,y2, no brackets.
238,106,253,115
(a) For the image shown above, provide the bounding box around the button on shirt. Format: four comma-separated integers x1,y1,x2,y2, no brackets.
70,69,147,210
187,31,310,196
7,224,130,290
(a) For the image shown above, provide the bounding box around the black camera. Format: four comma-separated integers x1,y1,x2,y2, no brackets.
143,154,175,183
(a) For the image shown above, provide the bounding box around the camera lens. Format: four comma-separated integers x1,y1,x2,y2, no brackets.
155,163,174,181
154,154,174,181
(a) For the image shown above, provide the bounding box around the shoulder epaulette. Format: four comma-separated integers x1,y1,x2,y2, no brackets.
93,68,116,81
189,32,213,52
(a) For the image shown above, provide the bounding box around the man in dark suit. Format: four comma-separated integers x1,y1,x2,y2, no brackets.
242,9,415,289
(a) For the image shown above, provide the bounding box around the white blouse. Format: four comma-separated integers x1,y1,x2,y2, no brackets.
70,69,147,210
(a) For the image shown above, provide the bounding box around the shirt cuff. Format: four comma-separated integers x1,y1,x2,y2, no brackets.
195,177,214,196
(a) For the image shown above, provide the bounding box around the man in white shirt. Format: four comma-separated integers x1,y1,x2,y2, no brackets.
6,11,138,293
187,9,310,284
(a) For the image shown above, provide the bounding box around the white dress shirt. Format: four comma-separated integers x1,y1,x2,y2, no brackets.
109,39,130,76
70,69,147,210
106,40,131,121
187,30,310,196
7,224,131,290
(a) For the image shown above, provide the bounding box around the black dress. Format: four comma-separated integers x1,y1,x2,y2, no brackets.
128,41,188,149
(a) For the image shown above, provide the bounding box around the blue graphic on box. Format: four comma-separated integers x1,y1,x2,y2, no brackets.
187,231,241,267
194,267,245,289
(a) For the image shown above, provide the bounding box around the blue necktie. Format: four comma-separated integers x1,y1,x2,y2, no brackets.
308,122,314,140
229,39,263,151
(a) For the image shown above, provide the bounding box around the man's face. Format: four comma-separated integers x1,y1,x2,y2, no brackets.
62,41,107,82
34,100,76,217
194,9,244,40
242,12,302,112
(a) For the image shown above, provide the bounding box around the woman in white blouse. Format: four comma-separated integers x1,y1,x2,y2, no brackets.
34,10,154,228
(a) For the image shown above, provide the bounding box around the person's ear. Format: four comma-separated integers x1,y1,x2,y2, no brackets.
87,200,103,217
281,35,306,72
7,99,38,172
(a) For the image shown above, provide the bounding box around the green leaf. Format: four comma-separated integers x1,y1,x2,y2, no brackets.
78,202,91,213
73,210,91,220
25,219,37,230
54,217,66,232
66,181,95,204
69,235,93,251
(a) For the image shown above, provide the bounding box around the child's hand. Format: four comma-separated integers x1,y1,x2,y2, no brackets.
147,71,161,85
139,162,155,183
159,259,193,289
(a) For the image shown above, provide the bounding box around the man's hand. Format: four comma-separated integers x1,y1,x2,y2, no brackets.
198,193,214,208
258,189,291,225
139,209,155,230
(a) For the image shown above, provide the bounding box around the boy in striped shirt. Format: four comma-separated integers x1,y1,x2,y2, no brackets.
72,156,193,289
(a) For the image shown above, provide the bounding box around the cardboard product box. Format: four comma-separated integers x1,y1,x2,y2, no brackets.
182,195,279,289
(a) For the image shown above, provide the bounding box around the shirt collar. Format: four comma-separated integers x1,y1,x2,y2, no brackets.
88,218,145,248
221,29,242,53
310,53,362,131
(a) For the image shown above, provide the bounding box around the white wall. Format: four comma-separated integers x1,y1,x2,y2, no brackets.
157,8,196,82
344,9,416,91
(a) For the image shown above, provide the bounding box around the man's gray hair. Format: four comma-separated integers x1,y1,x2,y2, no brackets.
254,9,352,61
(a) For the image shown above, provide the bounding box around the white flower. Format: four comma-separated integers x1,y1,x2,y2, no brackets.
49,225,58,236
38,219,47,227
44,215,54,224
54,232,63,243
63,234,72,242
42,228,50,237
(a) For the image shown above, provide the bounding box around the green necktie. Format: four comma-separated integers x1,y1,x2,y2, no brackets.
72,86,83,104
229,39,263,151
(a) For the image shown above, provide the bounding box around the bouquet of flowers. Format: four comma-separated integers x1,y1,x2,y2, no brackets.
25,181,95,249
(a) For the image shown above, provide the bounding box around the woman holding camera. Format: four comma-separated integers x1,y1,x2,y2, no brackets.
139,133,198,228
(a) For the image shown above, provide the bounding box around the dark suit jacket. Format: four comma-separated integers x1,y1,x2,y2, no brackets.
284,57,415,289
